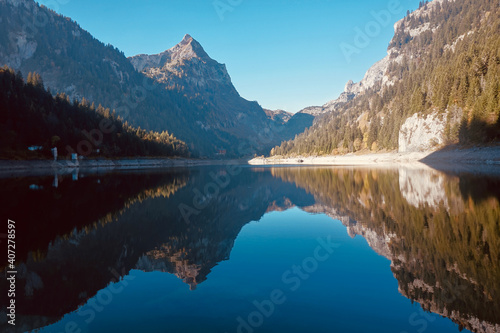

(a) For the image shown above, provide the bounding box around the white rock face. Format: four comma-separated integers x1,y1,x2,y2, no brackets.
297,53,395,117
298,9,413,117
399,112,446,153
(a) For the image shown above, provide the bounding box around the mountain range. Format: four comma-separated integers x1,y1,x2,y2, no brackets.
0,0,313,157
0,0,499,159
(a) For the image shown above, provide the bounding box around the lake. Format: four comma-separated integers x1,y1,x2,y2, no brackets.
1,164,499,333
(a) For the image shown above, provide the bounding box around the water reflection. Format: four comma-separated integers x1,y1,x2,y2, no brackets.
272,166,500,333
0,165,499,333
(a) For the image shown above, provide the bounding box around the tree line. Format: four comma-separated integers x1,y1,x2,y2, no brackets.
0,66,189,159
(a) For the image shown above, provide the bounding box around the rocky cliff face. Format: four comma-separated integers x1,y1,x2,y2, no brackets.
0,0,37,67
340,0,449,101
398,112,446,152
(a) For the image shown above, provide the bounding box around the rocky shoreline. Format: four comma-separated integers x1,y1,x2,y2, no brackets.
249,146,500,168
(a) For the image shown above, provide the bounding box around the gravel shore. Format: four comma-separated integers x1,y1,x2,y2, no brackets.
248,146,500,168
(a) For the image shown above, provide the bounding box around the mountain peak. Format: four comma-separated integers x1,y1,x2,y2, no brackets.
182,34,193,43
169,33,210,61
129,34,212,72
129,33,234,90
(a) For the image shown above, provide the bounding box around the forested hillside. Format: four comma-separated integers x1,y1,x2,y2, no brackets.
0,67,189,159
0,0,313,157
272,0,500,157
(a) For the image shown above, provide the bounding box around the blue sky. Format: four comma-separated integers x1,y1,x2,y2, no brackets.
38,0,421,113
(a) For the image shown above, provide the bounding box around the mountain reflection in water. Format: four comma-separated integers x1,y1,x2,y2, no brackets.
1,165,498,333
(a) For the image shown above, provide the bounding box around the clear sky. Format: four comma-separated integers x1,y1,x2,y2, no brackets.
38,0,421,113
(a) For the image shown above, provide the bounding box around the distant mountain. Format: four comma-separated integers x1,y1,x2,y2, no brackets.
262,108,315,141
263,109,293,124
129,35,276,152
296,84,356,117
0,0,311,157
273,0,500,157
129,34,313,155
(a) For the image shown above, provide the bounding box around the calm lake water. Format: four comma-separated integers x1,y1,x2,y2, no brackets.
1,165,499,333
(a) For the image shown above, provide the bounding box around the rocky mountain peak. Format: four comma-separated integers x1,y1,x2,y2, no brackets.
181,33,192,42
129,34,213,72
168,33,210,63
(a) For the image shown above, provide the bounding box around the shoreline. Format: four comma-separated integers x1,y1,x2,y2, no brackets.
249,146,500,167
249,152,430,166
2,146,500,176
0,158,244,176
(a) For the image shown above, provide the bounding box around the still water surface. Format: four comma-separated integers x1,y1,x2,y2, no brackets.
1,165,499,333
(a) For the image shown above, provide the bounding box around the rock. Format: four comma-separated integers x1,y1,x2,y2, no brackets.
399,112,446,153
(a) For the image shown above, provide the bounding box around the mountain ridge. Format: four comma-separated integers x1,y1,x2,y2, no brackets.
0,1,313,157
272,0,500,157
